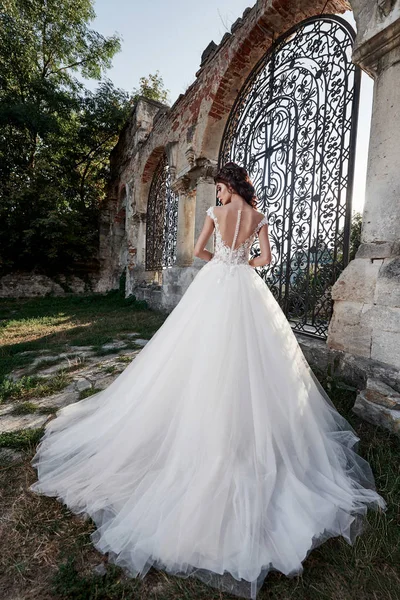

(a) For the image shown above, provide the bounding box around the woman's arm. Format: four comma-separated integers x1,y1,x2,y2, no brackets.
249,222,271,267
193,214,215,261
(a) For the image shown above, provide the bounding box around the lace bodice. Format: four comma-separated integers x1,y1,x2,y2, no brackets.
206,205,268,267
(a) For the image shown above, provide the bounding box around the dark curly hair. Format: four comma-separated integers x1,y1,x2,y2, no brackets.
214,162,257,208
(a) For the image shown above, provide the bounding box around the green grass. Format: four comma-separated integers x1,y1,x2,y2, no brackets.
117,355,134,364
9,402,59,416
10,401,39,415
50,557,142,599
78,388,102,400
0,372,71,404
0,427,45,450
0,292,166,384
102,365,120,374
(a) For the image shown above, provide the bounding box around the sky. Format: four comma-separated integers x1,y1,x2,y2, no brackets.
86,1,373,214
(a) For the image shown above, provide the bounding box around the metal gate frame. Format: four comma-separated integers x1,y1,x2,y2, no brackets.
218,14,361,339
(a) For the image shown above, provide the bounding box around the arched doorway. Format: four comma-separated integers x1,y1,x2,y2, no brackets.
219,15,360,339
145,152,179,271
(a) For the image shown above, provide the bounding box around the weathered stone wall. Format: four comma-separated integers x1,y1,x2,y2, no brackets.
97,0,350,309
0,272,100,297
327,0,400,372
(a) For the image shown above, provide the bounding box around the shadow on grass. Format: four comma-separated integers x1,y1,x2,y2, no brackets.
0,292,168,381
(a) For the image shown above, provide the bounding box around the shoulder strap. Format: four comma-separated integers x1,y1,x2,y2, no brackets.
206,206,215,220
254,214,268,235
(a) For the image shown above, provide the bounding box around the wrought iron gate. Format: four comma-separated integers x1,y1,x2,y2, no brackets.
219,15,360,339
145,152,178,270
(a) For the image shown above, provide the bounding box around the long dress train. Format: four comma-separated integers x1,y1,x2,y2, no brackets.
29,205,387,600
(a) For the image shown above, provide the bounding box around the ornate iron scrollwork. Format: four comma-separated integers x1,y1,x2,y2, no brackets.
145,153,179,270
219,15,360,339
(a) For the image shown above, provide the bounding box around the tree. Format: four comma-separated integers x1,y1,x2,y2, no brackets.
131,70,170,105
349,211,362,261
0,0,171,275
0,0,129,273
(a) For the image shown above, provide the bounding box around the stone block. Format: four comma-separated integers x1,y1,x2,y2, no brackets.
361,303,400,333
356,241,400,259
0,273,65,298
0,413,50,433
295,335,332,373
327,300,372,358
353,392,400,436
330,258,383,303
363,377,400,409
374,256,400,307
75,378,92,392
134,339,149,347
329,300,364,326
0,448,24,464
371,330,400,369
101,341,126,351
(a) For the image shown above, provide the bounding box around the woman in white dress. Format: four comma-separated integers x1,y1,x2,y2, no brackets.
29,162,387,600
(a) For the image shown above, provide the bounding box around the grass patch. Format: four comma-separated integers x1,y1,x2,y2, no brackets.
0,372,71,404
0,291,167,383
117,355,134,364
50,557,142,599
37,405,60,415
78,388,102,400
102,365,119,374
0,427,45,450
10,401,39,415
0,295,398,599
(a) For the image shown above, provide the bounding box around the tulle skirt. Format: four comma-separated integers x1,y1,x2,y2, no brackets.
29,260,387,599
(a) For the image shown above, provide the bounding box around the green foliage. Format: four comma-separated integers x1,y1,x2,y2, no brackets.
0,1,169,276
78,387,101,400
0,427,45,449
0,0,129,274
10,401,39,415
0,372,70,403
285,211,364,322
51,556,140,599
349,211,362,261
131,70,170,105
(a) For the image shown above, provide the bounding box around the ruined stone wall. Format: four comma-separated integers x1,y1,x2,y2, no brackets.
97,0,350,309
327,0,400,376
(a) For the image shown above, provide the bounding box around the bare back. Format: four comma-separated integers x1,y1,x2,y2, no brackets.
213,205,265,250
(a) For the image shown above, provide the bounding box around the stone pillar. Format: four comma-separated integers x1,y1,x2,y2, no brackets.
192,175,216,267
327,4,400,374
158,165,217,310
173,179,196,267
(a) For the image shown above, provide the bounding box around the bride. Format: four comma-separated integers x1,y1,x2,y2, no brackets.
29,162,387,599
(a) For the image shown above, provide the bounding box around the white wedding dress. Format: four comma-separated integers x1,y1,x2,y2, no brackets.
29,205,387,599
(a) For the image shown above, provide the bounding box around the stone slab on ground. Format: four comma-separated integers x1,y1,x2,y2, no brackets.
101,341,127,351
34,387,80,409
134,339,149,347
353,377,400,435
0,334,144,432
0,448,25,464
1,413,51,433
